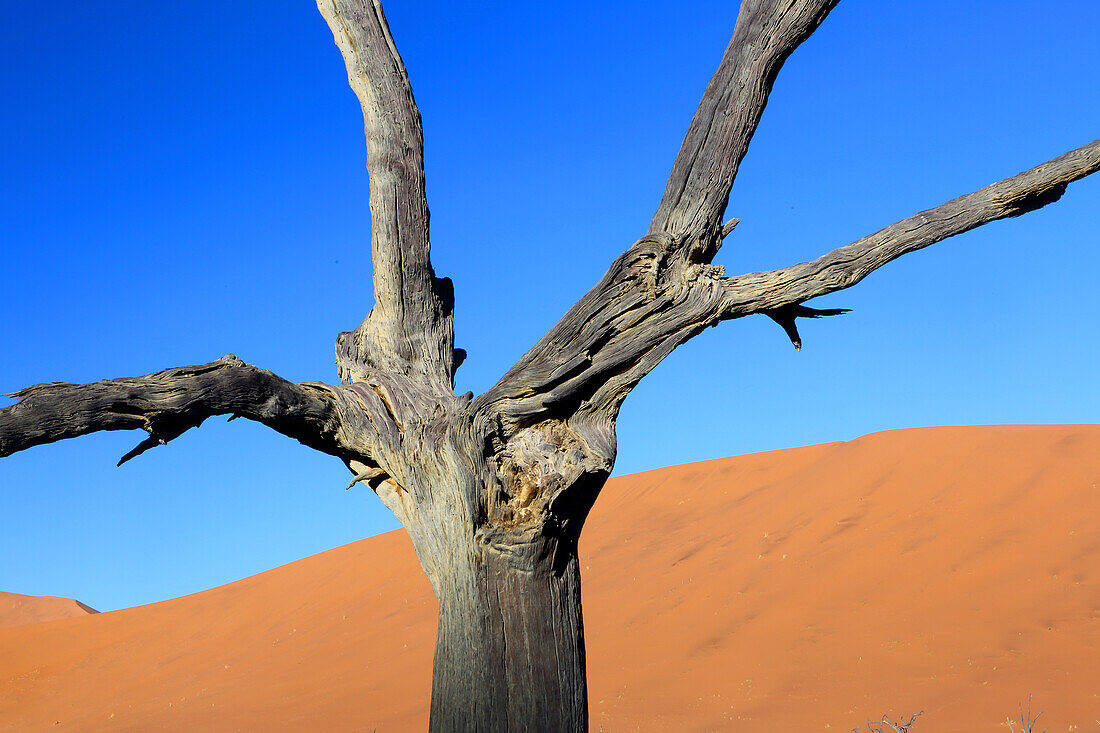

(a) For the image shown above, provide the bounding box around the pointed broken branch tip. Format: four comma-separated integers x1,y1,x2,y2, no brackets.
117,435,162,467
721,218,741,238
346,466,386,490
766,305,851,351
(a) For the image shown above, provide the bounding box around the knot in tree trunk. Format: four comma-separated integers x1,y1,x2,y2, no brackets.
487,419,611,541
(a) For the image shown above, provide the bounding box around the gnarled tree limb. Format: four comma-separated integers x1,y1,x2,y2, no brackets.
0,355,376,465
721,137,1100,314
478,138,1100,437
473,233,727,439
473,0,1097,437
317,0,459,392
474,0,842,437
649,0,839,261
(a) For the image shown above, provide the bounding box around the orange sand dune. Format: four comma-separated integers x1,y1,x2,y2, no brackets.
1,425,1098,731
0,593,96,631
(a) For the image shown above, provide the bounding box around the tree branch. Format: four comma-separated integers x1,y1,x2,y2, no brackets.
473,234,731,436
0,355,374,464
473,0,838,437
721,138,1100,314
649,0,839,262
317,0,459,392
477,138,1099,438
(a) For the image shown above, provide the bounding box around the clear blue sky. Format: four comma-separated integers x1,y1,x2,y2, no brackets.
2,1,1097,612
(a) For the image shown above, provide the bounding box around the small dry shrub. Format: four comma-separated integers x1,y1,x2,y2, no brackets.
1006,696,1045,733
851,711,922,733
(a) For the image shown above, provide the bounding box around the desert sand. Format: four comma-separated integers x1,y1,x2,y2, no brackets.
1,425,1098,731
0,594,96,632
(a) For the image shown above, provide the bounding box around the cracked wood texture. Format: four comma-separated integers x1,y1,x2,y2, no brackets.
317,0,459,393
0,356,358,462
720,137,1100,314
1,0,1098,730
650,0,839,262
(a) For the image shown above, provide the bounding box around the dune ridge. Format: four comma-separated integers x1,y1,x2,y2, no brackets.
0,592,97,631
1,425,1098,731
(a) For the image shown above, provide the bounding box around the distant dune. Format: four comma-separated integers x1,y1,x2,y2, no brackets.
1,425,1098,731
0,592,96,631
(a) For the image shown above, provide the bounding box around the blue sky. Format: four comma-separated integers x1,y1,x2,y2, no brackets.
1,1,1097,612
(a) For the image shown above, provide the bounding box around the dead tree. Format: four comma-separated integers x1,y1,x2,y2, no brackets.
2,0,1097,730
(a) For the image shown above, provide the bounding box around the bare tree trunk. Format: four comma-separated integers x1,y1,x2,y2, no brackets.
385,424,604,733
426,533,587,732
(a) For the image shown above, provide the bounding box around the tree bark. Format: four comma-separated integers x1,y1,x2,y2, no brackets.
719,137,1100,316
0,356,365,463
368,417,604,733
316,0,460,392
427,534,587,733
650,0,839,261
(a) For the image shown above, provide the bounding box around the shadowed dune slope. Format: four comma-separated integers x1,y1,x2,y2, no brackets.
0,593,96,631
1,425,1098,731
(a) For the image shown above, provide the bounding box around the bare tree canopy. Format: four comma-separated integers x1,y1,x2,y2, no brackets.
2,0,1096,730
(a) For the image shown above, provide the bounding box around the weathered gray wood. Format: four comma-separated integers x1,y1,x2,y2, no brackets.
2,1,1098,731
650,0,839,262
0,356,354,461
482,140,1100,434
428,531,587,732
720,138,1100,314
478,0,843,431
317,0,459,393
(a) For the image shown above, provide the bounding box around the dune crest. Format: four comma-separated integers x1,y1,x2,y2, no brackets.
0,592,97,630
1,425,1098,731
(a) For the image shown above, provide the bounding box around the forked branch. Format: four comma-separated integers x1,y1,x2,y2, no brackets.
475,0,842,434
480,132,1099,435
0,356,368,464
